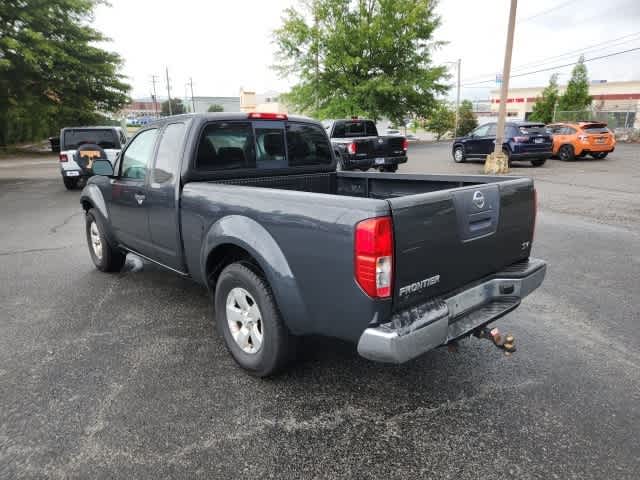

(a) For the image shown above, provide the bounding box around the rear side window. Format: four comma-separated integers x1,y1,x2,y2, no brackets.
196,122,254,170
153,123,185,184
286,123,332,166
63,129,119,150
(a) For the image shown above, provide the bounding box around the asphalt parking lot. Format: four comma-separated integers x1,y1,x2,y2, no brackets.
1,144,639,479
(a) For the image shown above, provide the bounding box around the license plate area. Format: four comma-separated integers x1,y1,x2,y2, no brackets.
596,138,605,144
65,171,80,177
375,158,385,165
534,137,544,144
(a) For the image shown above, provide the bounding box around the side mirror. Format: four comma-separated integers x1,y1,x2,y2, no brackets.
92,159,114,176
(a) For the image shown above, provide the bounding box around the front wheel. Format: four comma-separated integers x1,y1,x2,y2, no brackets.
453,146,465,163
85,209,125,272
531,158,546,167
591,152,608,159
215,263,297,377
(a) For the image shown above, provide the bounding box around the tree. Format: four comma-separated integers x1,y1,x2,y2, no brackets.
161,99,186,116
558,56,591,112
456,100,477,136
426,101,454,141
207,104,224,112
529,74,559,124
273,0,449,125
0,0,130,146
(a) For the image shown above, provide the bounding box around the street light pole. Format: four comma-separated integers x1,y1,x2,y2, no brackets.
485,0,517,174
165,67,173,116
454,58,461,137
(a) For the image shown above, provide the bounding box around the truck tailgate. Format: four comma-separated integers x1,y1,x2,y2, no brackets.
389,178,536,310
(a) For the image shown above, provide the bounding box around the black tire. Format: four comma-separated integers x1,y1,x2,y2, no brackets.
215,263,297,377
85,209,126,272
379,165,398,173
63,177,79,190
591,152,608,159
558,144,575,161
453,146,465,163
531,158,546,167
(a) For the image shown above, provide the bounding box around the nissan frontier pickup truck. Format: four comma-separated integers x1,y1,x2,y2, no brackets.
80,112,546,377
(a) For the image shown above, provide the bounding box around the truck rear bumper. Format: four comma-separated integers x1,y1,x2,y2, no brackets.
357,258,546,363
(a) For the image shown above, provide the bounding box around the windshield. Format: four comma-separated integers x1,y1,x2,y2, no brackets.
517,124,547,135
582,124,609,134
63,129,119,150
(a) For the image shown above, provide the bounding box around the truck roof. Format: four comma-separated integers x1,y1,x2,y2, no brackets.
147,112,319,128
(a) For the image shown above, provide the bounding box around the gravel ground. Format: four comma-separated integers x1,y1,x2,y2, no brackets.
0,144,638,479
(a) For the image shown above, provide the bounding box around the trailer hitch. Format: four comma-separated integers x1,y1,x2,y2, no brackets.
473,326,516,355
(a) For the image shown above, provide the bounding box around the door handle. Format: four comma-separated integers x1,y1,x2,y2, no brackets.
134,193,146,205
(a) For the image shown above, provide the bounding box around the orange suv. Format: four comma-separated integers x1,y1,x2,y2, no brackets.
547,122,616,161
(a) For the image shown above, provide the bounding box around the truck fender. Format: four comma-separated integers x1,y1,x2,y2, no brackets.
201,215,310,335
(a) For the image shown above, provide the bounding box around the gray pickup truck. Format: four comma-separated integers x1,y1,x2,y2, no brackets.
80,112,546,376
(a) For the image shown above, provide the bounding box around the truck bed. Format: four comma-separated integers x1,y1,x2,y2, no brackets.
197,170,535,313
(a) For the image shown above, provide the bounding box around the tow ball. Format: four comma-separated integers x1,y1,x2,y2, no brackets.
473,326,516,355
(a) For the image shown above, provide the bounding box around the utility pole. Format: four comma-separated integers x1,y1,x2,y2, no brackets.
188,77,196,113
165,67,173,116
454,58,461,137
151,75,159,116
485,0,517,174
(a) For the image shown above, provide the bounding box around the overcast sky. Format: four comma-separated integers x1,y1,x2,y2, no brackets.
94,0,640,101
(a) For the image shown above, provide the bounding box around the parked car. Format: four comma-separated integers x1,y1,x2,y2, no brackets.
452,121,552,167
48,136,60,153
546,122,615,161
323,118,408,172
80,112,546,377
59,126,127,190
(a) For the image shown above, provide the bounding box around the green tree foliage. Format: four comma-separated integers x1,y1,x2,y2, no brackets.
273,0,449,125
207,104,224,112
558,56,591,112
426,101,454,140
456,100,477,136
161,99,186,116
0,0,130,146
529,74,559,124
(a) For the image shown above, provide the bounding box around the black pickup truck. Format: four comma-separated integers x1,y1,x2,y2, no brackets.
323,118,408,172
80,112,546,376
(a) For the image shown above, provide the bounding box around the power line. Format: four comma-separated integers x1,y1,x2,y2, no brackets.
518,0,577,23
461,31,640,83
461,47,640,87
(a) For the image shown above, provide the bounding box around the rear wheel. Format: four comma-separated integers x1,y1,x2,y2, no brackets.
531,158,546,167
558,144,575,161
63,177,79,190
85,209,125,272
215,263,297,377
453,146,465,163
591,152,608,159
379,165,398,173
501,148,512,167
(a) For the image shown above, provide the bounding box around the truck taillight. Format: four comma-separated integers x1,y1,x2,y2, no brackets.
355,216,393,298
514,136,529,143
59,153,68,162
347,142,357,155
402,138,409,151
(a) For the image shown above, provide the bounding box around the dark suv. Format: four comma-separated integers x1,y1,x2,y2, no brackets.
452,121,552,167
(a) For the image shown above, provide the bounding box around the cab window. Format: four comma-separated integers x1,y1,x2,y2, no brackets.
120,128,159,180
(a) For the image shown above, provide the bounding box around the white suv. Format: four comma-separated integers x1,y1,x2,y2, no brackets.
59,126,127,189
